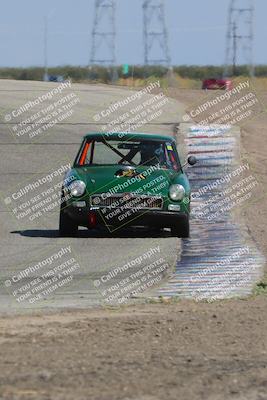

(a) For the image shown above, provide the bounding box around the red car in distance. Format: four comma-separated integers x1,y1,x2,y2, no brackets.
202,78,233,91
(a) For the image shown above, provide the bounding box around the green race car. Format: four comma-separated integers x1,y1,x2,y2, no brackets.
59,132,196,237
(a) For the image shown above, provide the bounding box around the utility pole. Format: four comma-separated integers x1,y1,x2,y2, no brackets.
143,0,171,66
90,0,116,80
224,0,254,77
232,22,238,76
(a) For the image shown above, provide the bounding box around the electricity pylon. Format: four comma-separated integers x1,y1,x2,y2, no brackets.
143,0,171,66
90,0,116,66
224,0,254,77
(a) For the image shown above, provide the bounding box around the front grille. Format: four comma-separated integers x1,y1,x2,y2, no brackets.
90,193,163,210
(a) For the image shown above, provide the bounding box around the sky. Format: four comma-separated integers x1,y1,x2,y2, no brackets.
0,0,266,67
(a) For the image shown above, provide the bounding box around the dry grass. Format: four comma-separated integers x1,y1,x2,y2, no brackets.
115,74,267,94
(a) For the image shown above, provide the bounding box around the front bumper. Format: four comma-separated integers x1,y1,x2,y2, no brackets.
63,204,188,229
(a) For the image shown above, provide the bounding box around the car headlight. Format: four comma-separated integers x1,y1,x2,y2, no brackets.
169,184,185,201
68,180,86,197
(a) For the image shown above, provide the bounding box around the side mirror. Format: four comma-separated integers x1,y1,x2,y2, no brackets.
187,156,197,166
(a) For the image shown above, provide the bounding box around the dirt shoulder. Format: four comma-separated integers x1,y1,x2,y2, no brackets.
0,87,266,400
0,298,267,400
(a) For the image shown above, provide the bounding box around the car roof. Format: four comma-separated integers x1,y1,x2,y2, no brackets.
83,132,176,142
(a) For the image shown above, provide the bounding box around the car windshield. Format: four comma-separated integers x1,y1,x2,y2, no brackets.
76,138,180,170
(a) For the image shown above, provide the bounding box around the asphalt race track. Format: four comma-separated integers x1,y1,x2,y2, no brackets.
0,80,264,313
0,80,183,313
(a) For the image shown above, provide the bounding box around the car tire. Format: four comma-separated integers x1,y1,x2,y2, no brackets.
59,209,78,237
171,216,190,238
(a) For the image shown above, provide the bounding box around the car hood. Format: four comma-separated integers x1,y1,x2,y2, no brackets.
68,165,188,196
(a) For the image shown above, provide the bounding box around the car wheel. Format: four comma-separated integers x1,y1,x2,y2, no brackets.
59,209,78,237
171,216,189,238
